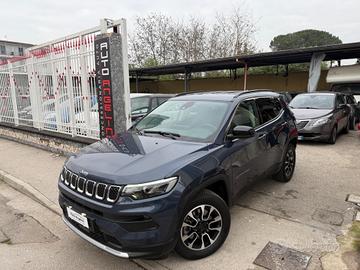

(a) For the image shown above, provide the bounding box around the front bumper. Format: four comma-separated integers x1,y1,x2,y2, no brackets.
59,182,180,259
296,121,332,141
62,216,129,258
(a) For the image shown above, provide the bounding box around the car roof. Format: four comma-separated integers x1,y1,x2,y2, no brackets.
171,90,280,102
295,92,337,96
130,93,174,98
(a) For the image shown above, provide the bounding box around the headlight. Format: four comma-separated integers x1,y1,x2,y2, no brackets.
311,117,331,127
122,177,178,200
60,167,65,182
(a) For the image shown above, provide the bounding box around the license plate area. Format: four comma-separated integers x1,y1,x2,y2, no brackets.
66,206,89,229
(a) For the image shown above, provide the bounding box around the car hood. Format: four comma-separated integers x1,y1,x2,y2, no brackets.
66,132,210,185
291,108,333,120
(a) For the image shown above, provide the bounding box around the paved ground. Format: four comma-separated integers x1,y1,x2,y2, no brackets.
0,131,359,270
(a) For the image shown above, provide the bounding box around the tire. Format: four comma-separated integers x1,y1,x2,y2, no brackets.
343,118,350,134
350,117,356,131
273,143,296,182
175,190,230,260
328,126,337,144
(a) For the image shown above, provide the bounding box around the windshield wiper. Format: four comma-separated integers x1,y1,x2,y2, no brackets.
131,126,144,135
296,106,319,109
143,130,181,140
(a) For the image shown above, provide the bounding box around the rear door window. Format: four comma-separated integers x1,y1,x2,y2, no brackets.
256,98,282,124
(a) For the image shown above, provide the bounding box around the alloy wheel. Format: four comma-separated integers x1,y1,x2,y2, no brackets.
180,204,222,251
284,148,295,178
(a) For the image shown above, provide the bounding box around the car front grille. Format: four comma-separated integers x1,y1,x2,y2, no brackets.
296,120,309,130
61,167,122,203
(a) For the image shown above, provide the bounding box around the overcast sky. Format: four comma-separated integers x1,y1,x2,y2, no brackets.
1,0,359,51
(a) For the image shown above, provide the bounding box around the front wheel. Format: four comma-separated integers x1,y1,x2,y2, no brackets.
273,143,296,182
328,126,337,144
175,190,230,260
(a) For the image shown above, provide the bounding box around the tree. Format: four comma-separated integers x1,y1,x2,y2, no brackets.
129,9,256,68
270,29,342,51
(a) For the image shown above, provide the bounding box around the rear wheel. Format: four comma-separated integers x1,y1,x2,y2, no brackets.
328,126,337,144
350,116,356,130
175,190,230,260
273,143,296,182
343,118,350,134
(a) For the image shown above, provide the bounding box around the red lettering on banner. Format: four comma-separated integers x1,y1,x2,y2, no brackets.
105,127,114,136
104,96,111,103
104,104,112,112
102,80,111,87
104,111,113,120
103,87,111,95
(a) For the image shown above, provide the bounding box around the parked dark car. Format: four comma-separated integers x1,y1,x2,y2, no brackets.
130,93,174,122
289,92,350,144
58,90,298,260
343,93,360,130
279,92,293,104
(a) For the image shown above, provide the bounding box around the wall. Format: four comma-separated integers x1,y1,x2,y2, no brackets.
130,70,330,94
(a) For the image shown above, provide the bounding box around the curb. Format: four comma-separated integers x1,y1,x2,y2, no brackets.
0,169,62,216
0,168,165,270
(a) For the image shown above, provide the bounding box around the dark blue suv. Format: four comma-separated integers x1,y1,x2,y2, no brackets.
58,90,298,260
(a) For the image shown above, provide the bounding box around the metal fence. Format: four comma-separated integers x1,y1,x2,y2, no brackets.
0,19,127,140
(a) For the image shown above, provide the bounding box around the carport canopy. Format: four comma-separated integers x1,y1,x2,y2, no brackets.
129,42,360,92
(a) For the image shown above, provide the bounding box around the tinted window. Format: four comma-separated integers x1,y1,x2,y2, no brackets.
131,97,150,114
230,100,260,130
332,84,360,95
158,97,169,105
289,94,335,110
336,95,345,106
150,98,158,110
256,98,282,124
346,95,356,105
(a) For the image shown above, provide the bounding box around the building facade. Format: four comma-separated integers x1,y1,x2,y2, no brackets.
0,40,34,61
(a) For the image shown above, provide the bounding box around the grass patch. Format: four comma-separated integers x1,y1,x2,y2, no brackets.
350,221,360,251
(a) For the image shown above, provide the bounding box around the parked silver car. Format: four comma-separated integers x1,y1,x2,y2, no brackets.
289,92,350,144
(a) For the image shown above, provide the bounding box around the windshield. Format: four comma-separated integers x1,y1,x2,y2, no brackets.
289,94,335,109
131,97,150,115
134,100,230,142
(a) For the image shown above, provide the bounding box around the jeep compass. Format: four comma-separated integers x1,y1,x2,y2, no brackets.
58,90,298,260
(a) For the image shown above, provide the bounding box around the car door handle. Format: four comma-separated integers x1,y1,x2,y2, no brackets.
258,133,266,139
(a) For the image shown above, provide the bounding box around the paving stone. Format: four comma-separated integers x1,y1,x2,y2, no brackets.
311,208,344,226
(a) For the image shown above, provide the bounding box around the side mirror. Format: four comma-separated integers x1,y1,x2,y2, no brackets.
337,103,346,109
230,125,255,138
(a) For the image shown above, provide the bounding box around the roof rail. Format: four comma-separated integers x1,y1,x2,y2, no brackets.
175,91,204,97
232,89,275,98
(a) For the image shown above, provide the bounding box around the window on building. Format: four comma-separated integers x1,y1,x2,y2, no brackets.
18,47,24,56
0,45,5,55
